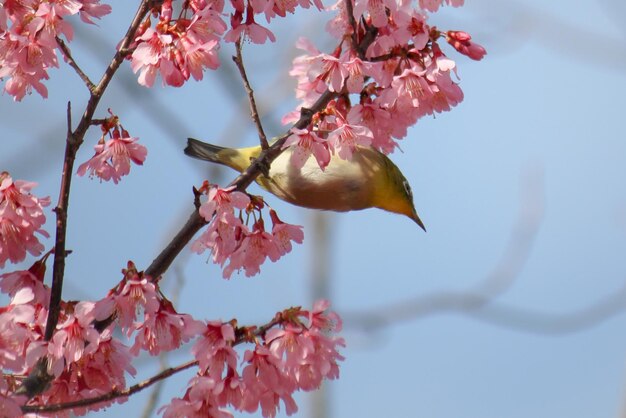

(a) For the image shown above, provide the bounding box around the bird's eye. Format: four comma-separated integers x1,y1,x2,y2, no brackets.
402,180,413,200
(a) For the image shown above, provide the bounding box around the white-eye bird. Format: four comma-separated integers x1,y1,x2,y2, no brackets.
185,138,426,230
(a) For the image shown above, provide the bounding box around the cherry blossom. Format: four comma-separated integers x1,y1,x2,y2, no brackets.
326,107,374,160
0,258,51,307
0,173,50,267
269,209,304,256
132,299,204,356
282,127,332,170
77,126,147,184
0,0,111,100
192,321,238,378
446,30,487,61
94,261,160,335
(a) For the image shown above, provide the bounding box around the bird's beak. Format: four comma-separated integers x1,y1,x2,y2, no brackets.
411,209,427,232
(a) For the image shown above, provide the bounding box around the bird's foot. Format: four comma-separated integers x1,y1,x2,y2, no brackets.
251,157,271,178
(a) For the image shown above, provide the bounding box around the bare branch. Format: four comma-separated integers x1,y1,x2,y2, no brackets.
56,37,96,92
232,39,270,150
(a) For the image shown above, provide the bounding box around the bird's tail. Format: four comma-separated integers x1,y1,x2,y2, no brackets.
185,138,226,164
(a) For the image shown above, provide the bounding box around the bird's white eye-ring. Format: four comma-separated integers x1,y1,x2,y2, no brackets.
402,180,413,200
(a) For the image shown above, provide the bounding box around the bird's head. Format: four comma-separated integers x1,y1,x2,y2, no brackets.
372,158,426,231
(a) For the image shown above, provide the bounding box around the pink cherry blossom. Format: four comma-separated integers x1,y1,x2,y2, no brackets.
192,211,247,266
326,107,374,160
198,186,250,222
77,127,147,184
131,299,205,356
0,376,24,417
446,30,486,61
350,102,398,153
0,302,37,371
46,302,100,377
241,345,298,418
78,0,112,24
419,0,464,12
223,219,281,278
0,173,50,268
282,127,331,170
33,329,135,415
0,0,110,100
192,321,238,379
269,209,303,256
0,260,50,307
93,261,160,335
161,376,234,418
224,6,276,44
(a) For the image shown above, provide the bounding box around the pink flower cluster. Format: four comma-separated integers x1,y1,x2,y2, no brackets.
162,300,344,418
129,0,325,87
0,256,343,418
77,114,147,184
0,0,111,100
191,184,304,278
0,260,138,416
129,0,225,87
0,261,203,415
0,172,50,268
282,0,485,164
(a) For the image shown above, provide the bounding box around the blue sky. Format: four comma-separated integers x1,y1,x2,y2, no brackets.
2,1,626,417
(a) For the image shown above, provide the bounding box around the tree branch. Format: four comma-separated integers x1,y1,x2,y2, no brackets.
56,37,96,92
29,0,156,400
44,0,153,343
233,39,269,150
21,360,199,414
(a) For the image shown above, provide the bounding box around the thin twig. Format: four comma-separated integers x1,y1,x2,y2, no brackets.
232,39,269,150
56,37,96,92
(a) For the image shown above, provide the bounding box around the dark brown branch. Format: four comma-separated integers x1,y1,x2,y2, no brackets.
145,210,206,279
44,0,152,343
31,0,155,400
232,39,269,150
56,37,96,92
44,102,76,342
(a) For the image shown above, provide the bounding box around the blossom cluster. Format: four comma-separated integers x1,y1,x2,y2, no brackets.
191,183,304,278
0,0,111,100
162,300,344,418
282,0,486,164
76,112,147,184
0,258,342,417
128,0,324,88
0,172,50,268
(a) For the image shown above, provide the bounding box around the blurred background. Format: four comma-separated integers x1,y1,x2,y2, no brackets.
2,0,626,417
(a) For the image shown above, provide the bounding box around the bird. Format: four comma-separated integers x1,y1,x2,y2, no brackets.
185,137,426,230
